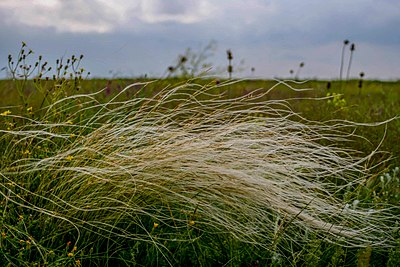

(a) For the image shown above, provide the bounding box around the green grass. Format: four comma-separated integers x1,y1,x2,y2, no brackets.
0,77,399,266
2,43,399,266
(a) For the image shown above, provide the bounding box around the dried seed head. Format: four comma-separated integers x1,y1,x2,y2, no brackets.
350,43,355,51
180,56,187,64
344,39,350,45
226,49,233,60
359,72,365,78
327,82,331,90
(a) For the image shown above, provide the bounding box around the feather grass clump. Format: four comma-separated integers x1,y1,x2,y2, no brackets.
1,80,398,264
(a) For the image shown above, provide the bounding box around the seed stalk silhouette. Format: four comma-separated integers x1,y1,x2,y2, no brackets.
339,39,350,80
295,62,305,80
227,49,233,79
346,43,355,80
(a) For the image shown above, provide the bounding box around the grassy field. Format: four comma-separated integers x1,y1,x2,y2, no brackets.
0,76,399,266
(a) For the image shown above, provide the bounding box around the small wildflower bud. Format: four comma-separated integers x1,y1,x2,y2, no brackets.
67,59,70,64
56,59,59,64
153,222,159,228
35,62,39,67
1,110,12,116
67,241,72,247
189,220,195,226
67,252,74,257
22,41,26,47
28,49,33,55
1,232,6,238
21,49,25,55
75,259,81,266
344,39,350,45
72,246,77,252
48,67,52,71
72,55,75,60
80,54,84,59
26,240,31,249
350,43,355,51
8,54,12,62
39,55,42,61
65,155,74,161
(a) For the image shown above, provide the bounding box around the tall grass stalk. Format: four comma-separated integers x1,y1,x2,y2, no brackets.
0,80,398,265
339,40,350,81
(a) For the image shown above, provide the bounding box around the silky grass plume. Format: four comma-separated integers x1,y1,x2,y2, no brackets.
0,80,398,265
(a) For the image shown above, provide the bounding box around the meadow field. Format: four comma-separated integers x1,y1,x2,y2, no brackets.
0,65,400,265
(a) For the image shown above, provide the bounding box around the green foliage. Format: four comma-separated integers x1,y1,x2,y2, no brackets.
326,92,347,108
1,44,400,266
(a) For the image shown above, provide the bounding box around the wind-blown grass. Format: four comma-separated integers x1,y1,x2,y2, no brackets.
1,80,398,265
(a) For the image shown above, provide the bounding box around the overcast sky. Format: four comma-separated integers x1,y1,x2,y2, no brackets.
1,0,399,80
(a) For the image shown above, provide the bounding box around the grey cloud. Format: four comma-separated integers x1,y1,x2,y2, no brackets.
1,0,399,80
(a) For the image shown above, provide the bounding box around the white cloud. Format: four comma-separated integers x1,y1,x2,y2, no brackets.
0,0,137,33
137,0,215,24
0,0,219,33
